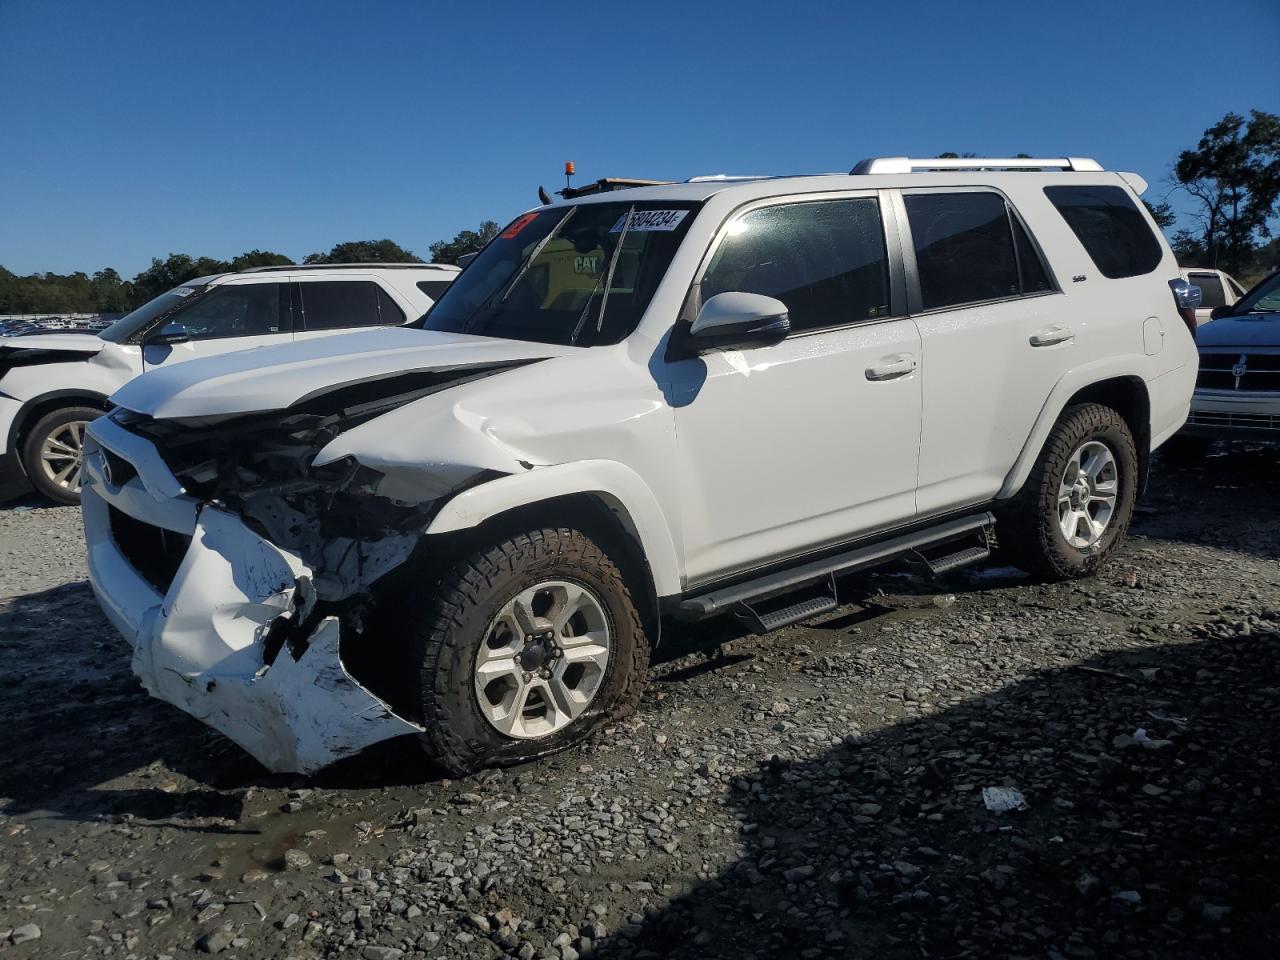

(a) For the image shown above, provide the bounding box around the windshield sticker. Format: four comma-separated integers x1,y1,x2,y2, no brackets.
500,213,540,239
610,209,688,233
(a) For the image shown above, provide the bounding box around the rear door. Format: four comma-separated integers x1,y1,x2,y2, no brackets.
141,280,293,370
901,189,1068,515
292,278,407,343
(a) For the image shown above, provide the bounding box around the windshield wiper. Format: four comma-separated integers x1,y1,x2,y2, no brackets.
569,206,634,346
460,207,576,335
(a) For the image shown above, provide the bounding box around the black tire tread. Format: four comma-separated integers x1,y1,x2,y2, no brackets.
413,526,648,776
996,402,1137,581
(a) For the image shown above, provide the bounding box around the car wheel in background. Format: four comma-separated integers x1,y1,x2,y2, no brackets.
996,402,1139,581
21,406,103,505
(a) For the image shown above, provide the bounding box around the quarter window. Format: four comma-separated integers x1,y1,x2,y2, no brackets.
416,279,454,301
1044,185,1162,279
296,281,387,330
700,197,890,332
375,287,406,324
166,283,286,340
904,192,1024,310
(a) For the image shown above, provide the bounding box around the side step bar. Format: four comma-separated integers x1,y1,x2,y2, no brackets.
678,512,995,629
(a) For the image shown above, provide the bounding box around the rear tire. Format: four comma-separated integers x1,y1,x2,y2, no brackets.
411,526,649,776
996,402,1138,581
21,405,102,505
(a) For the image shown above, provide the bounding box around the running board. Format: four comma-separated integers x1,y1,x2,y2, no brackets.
678,512,996,624
917,543,991,576
732,575,839,635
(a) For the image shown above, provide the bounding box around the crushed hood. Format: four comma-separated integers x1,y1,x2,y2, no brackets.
0,332,106,354
1197,313,1280,350
111,327,574,419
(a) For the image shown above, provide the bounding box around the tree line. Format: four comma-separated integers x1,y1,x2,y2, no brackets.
3,108,1277,316
0,226,499,316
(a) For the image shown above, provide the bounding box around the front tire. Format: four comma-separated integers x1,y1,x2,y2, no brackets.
21,405,102,505
996,402,1138,581
411,526,649,776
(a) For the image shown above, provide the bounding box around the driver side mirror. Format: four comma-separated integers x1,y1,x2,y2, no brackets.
684,292,790,355
145,323,190,346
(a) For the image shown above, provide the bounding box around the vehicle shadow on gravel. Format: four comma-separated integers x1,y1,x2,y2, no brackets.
605,630,1280,960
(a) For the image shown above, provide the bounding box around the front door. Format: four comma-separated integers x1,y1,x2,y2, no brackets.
141,280,293,369
667,193,923,586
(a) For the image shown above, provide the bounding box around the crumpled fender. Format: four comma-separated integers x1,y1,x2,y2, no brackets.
425,459,684,598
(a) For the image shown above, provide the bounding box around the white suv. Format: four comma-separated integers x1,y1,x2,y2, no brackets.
0,263,458,503
80,157,1198,775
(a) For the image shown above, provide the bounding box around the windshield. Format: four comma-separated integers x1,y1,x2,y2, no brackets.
418,201,700,346
98,284,206,343
1233,271,1280,315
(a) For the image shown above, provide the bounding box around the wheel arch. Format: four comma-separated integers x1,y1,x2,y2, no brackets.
1000,372,1151,500
9,390,112,469
424,460,684,644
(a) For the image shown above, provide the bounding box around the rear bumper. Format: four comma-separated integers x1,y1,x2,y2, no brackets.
82,416,421,773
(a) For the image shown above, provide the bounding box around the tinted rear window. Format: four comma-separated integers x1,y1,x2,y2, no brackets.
1044,185,1162,279
296,281,384,330
1188,272,1226,309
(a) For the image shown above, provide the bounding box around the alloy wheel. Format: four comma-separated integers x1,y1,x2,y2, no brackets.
38,420,88,493
1057,439,1119,549
473,580,612,740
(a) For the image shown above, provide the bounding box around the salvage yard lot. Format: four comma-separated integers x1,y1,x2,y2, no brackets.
1,449,1278,960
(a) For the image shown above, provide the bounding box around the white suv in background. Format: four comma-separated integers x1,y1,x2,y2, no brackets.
81,157,1197,776
0,263,458,503
1179,266,1246,326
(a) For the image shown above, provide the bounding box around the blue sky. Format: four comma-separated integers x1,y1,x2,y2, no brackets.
1,0,1277,277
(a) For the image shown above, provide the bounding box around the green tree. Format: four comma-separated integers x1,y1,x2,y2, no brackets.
128,253,232,307
303,239,422,264
428,221,499,265
1173,109,1280,273
230,249,294,271
1144,200,1177,231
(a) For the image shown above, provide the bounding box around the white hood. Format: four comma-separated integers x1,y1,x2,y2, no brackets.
0,332,106,354
111,327,573,419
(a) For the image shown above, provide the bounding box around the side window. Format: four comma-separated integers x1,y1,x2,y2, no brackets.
416,279,454,302
700,197,890,332
1012,215,1052,294
1228,277,1246,299
296,281,383,330
167,283,284,341
1043,185,1162,279
1189,272,1226,309
375,287,406,324
904,192,1021,310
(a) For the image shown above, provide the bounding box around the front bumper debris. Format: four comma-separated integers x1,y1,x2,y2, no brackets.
82,417,423,773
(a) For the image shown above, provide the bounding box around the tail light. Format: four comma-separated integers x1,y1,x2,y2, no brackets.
1169,278,1201,340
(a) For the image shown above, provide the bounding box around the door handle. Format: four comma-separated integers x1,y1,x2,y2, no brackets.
1029,325,1074,347
865,354,918,381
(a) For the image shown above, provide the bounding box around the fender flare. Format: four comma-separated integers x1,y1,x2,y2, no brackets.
998,356,1150,500
6,388,112,456
425,459,684,598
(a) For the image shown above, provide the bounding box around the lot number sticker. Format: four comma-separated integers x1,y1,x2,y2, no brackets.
610,210,688,233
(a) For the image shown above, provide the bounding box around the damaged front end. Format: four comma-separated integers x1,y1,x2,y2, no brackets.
84,365,527,773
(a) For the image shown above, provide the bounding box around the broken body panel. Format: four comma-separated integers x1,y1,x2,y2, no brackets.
83,327,683,772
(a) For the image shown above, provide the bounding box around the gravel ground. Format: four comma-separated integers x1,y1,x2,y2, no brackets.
0,447,1277,959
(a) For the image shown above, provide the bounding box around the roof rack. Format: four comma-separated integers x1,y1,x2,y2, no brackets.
556,178,673,200
238,262,456,273
850,156,1103,175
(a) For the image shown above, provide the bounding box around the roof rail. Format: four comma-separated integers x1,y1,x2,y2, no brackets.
850,156,1104,175
238,262,457,274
